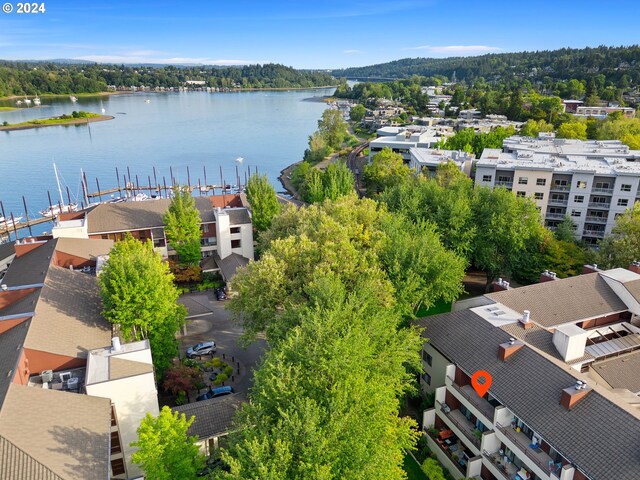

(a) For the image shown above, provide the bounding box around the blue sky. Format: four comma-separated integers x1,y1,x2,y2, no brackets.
0,0,638,68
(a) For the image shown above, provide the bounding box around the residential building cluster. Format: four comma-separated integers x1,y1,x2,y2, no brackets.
417,262,640,480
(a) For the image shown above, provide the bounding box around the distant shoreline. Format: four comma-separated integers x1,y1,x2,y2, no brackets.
0,114,114,131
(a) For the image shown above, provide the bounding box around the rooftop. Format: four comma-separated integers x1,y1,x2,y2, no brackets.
416,310,640,480
173,393,244,439
592,350,640,393
85,339,152,385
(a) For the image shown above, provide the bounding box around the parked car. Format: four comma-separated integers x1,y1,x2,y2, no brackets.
186,341,216,358
196,386,234,401
215,288,227,301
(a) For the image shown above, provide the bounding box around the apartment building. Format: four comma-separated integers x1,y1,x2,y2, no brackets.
409,147,475,177
574,105,635,119
475,135,640,243
369,126,448,162
51,194,254,280
0,237,160,479
416,264,640,480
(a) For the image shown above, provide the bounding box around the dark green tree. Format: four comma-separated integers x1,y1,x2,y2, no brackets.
164,186,202,266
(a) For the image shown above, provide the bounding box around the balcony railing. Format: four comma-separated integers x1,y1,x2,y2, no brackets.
436,401,481,448
483,451,515,480
545,212,566,220
587,201,611,209
548,198,568,206
496,423,557,476
446,376,496,422
583,229,605,237
495,181,513,189
585,216,608,223
550,185,570,192
591,187,614,194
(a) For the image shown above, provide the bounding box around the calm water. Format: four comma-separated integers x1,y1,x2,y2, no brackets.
0,89,333,234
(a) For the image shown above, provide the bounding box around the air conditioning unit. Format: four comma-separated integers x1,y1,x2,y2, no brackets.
41,370,53,383
67,377,79,390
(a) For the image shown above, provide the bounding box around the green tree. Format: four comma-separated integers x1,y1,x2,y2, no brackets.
557,121,588,140
317,109,348,150
471,187,546,286
349,104,366,122
363,147,412,195
597,202,640,269
220,291,421,480
421,457,447,480
131,406,204,480
555,215,577,242
320,162,354,201
164,186,202,266
99,235,186,375
246,174,281,233
304,131,331,164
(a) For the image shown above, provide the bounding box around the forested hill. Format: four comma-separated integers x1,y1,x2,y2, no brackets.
332,45,640,84
0,62,336,97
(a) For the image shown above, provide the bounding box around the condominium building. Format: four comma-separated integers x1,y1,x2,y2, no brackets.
416,264,640,480
369,126,452,162
409,148,474,177
475,135,640,243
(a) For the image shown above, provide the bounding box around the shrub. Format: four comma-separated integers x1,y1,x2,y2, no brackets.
213,373,228,385
175,391,187,406
421,457,447,480
182,358,201,369
223,365,234,376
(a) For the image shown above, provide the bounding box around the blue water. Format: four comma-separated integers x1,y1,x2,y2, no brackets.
0,89,332,234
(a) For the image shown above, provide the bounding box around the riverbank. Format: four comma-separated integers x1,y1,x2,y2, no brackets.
278,161,302,199
0,114,114,131
0,91,129,102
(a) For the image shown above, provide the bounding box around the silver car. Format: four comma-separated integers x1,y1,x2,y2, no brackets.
186,341,216,358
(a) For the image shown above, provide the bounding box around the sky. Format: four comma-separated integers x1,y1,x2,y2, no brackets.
0,0,638,69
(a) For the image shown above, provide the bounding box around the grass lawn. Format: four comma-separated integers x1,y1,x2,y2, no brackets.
5,112,100,127
415,299,452,318
0,106,17,111
403,453,427,480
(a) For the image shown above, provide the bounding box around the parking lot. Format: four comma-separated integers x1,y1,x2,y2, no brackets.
177,291,266,399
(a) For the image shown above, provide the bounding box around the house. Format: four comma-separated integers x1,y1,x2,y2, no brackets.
52,194,254,281
0,237,161,479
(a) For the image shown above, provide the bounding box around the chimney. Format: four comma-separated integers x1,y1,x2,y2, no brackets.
629,261,640,274
519,310,533,329
111,337,122,352
498,337,525,361
582,264,599,275
490,278,511,292
560,381,592,410
539,270,557,283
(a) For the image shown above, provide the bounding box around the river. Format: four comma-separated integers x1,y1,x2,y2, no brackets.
0,88,334,235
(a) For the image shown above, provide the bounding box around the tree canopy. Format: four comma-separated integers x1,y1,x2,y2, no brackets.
245,174,281,233
99,235,186,375
363,147,412,195
596,202,640,269
164,186,202,266
131,406,204,480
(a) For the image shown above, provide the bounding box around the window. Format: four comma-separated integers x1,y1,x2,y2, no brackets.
231,239,241,249
422,350,433,366
534,192,544,200
111,431,122,455
482,175,492,182
576,181,587,189
421,372,432,386
111,458,126,476
571,210,581,217
574,195,584,203
202,224,210,233
516,191,526,197
536,178,546,186
518,177,528,185
618,199,629,207
554,179,568,187
230,226,241,234
594,182,610,189
497,175,511,183
621,184,632,192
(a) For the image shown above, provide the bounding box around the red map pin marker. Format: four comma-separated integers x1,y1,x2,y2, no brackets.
471,370,492,397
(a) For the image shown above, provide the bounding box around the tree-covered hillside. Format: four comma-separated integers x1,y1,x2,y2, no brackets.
333,45,640,85
0,62,336,97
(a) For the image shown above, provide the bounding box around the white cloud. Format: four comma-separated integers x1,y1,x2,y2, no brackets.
73,55,268,65
406,45,502,55
342,49,363,54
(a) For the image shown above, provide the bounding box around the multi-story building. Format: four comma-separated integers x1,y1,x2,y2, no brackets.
575,105,635,119
51,194,254,281
475,135,640,243
0,237,160,479
408,148,475,177
416,263,640,480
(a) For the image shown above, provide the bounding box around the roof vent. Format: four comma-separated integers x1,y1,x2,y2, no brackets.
519,310,533,329
498,338,525,361
560,380,592,410
1,284,7,291
112,337,122,352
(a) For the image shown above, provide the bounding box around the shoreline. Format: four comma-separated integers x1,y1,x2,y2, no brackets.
0,115,114,132
278,161,302,199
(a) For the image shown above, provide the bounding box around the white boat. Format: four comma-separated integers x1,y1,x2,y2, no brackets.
0,216,23,228
127,192,149,202
70,96,78,102
39,163,79,217
144,99,150,103
199,185,210,193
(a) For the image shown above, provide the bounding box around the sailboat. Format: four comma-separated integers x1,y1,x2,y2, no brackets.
39,163,79,217
0,216,23,229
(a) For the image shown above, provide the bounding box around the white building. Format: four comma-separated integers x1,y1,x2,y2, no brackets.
475,135,640,243
409,148,475,177
369,126,452,162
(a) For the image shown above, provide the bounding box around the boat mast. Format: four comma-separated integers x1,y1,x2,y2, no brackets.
53,163,64,206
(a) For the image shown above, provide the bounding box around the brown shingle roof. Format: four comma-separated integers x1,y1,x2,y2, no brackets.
488,273,627,328
109,357,153,381
0,384,111,480
54,238,114,261
26,266,112,359
592,351,640,393
623,279,640,303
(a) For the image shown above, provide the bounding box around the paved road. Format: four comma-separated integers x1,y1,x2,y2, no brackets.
178,292,266,399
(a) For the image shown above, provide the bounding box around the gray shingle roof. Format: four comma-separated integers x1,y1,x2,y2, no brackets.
213,253,249,281
487,273,627,328
1,240,56,287
416,310,640,480
0,319,30,410
592,351,640,393
0,241,15,263
623,279,640,303
226,208,251,225
173,393,243,439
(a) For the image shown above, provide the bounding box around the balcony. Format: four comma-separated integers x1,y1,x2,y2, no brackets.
483,451,518,480
495,181,513,189
583,229,605,238
585,216,608,224
587,201,610,209
496,423,558,478
545,213,566,220
446,376,496,424
549,185,570,192
548,198,568,206
436,401,481,450
591,187,614,194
